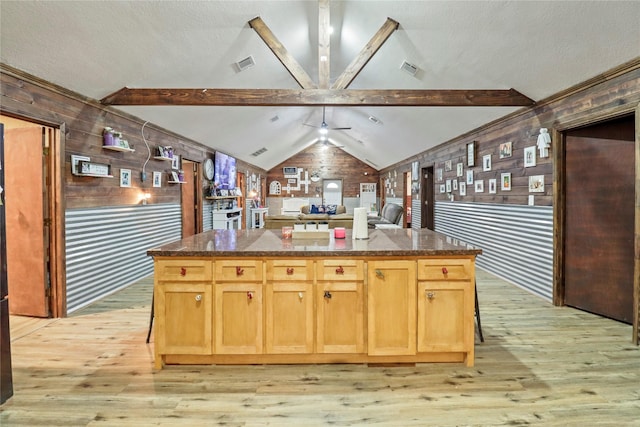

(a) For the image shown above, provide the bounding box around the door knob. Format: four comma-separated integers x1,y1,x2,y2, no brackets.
324,291,332,299
195,294,202,302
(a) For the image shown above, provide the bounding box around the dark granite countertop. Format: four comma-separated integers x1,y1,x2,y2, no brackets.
147,228,482,258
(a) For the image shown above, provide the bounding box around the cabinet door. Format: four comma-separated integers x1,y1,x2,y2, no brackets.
156,283,212,355
265,282,314,354
316,282,364,354
367,260,416,356
215,283,263,354
417,282,471,353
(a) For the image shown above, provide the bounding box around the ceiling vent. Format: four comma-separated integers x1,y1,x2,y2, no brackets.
236,55,256,72
368,115,382,125
251,147,267,157
400,60,418,76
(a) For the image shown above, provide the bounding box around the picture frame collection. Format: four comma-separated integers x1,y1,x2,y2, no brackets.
437,138,545,199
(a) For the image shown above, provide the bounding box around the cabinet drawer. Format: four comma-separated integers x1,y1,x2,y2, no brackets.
317,259,364,281
215,260,263,282
267,260,314,281
417,259,472,281
156,260,212,282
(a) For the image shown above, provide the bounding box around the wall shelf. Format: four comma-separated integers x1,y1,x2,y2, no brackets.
103,145,135,153
205,196,240,200
154,156,173,161
75,173,114,178
168,180,186,184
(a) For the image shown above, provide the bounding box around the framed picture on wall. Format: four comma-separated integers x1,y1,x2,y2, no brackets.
459,182,466,196
456,162,463,177
446,179,452,193
529,175,545,192
153,171,162,188
499,141,512,159
483,154,492,171
474,180,484,193
411,161,420,180
489,178,497,194
171,154,180,170
445,160,452,171
467,141,476,166
524,146,537,167
452,180,458,191
501,172,512,191
466,170,474,185
439,184,446,194
436,168,443,182
120,168,131,188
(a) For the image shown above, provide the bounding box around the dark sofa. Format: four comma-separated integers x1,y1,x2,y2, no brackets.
367,203,404,228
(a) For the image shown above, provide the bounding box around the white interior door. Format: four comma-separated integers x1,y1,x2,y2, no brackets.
322,179,342,206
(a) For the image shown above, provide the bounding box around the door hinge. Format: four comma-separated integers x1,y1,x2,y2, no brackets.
43,218,52,227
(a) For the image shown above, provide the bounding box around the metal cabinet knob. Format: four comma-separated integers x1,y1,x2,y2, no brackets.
426,291,435,300
195,294,202,302
247,291,254,300
375,269,384,279
324,291,332,299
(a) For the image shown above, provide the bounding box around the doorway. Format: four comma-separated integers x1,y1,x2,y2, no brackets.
180,159,201,238
421,166,434,230
563,115,635,323
322,179,343,206
1,115,63,317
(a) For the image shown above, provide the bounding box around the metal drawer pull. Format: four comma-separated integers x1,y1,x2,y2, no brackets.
236,266,244,276
335,266,344,275
298,292,303,300
375,269,384,279
195,294,202,302
324,291,332,299
247,291,254,300
442,267,448,275
180,267,187,277
286,267,294,275
426,291,435,299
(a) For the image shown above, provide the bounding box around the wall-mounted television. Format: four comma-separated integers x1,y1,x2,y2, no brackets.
214,151,236,190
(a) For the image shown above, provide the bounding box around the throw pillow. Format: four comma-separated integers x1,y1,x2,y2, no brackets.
325,204,337,215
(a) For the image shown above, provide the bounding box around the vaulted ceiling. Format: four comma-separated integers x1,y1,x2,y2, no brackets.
1,1,639,170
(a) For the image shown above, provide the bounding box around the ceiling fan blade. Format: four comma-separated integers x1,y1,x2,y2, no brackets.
303,123,321,128
330,126,351,130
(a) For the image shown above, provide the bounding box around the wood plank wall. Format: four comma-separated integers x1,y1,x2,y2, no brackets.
0,64,267,210
266,142,378,198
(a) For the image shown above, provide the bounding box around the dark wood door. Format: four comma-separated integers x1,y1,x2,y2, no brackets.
421,166,434,230
5,127,49,317
564,116,635,323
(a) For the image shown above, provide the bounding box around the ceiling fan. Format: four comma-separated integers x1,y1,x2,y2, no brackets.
303,106,352,135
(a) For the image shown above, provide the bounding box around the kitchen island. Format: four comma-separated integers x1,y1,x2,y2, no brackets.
147,228,482,369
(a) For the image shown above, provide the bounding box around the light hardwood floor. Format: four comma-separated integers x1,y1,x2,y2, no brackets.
1,270,639,426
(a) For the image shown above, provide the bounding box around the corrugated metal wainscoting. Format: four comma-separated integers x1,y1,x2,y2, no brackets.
203,202,213,232
65,204,181,313
411,198,421,230
434,201,553,301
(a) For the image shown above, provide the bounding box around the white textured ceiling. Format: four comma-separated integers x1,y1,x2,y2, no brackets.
1,1,639,170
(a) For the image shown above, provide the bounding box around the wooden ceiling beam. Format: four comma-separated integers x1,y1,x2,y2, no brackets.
248,17,317,89
331,18,399,90
318,0,331,89
101,87,535,107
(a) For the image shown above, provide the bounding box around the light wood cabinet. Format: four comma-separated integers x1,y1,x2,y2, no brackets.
154,259,214,368
153,255,476,368
316,260,364,354
265,260,314,354
417,259,474,366
367,260,416,356
214,260,263,354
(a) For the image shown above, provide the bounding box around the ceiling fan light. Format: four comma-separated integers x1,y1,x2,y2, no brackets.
319,126,329,135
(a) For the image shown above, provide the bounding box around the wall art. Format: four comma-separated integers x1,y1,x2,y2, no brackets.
524,146,536,167
501,172,512,191
529,175,545,192
120,168,131,188
499,141,512,159
153,171,162,188
483,154,492,171
456,162,464,177
466,170,474,185
489,178,497,194
467,141,476,166
474,180,484,193
459,182,466,196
